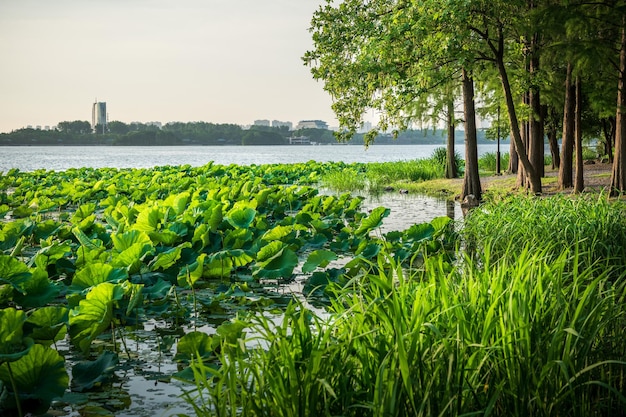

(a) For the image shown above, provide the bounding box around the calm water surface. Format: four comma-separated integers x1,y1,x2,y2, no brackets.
0,144,501,172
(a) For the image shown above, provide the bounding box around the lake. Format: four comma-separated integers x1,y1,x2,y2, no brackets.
0,143,504,172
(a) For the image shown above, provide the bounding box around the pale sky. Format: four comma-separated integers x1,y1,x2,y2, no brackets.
0,0,339,133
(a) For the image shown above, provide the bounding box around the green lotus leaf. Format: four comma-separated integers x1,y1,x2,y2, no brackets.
175,331,216,362
256,241,285,263
0,308,31,362
202,201,223,231
69,282,125,354
357,242,382,259
132,206,164,232
33,240,71,269
430,216,452,233
0,255,31,295
149,242,192,271
13,267,60,308
148,229,181,245
302,249,339,273
0,344,68,413
208,249,254,268
120,281,144,317
111,242,154,273
24,306,68,344
261,225,295,242
253,245,298,280
215,319,246,345
141,278,173,300
163,191,191,216
225,206,256,229
177,254,206,287
191,223,211,249
354,206,390,236
204,257,234,279
71,263,129,291
223,228,254,249
111,230,152,252
71,203,96,223
72,226,104,251
71,350,118,392
404,222,436,242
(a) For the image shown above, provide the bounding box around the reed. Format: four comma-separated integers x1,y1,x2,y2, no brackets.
461,194,626,277
181,243,626,416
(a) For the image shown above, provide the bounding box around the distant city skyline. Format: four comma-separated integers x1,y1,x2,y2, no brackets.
0,1,344,134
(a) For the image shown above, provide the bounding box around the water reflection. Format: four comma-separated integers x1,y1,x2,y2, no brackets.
359,191,462,233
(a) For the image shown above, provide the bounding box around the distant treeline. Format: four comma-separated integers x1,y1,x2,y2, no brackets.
0,120,497,146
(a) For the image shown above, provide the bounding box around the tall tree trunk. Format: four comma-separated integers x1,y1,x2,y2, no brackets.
446,99,458,178
461,68,482,205
517,117,529,188
611,20,626,195
602,117,615,162
530,87,544,178
496,49,541,193
547,107,561,169
509,140,519,173
574,75,584,193
559,62,575,189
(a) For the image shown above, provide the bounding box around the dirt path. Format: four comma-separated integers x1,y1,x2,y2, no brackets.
480,160,614,196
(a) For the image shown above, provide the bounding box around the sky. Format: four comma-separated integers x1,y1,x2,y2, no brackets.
0,0,339,133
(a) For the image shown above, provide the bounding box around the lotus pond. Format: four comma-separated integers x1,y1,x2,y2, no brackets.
0,161,460,416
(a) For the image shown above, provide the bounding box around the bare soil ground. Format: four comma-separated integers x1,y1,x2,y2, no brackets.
481,160,614,196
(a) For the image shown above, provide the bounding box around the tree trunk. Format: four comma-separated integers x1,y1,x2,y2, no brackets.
509,140,519,173
611,20,626,195
497,57,541,193
602,117,615,162
530,87,544,177
446,99,458,178
547,107,560,169
574,75,584,193
559,62,575,189
461,68,482,206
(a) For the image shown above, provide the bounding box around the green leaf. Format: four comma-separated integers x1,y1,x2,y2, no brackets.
111,230,153,252
0,344,68,412
0,255,31,295
69,282,125,354
175,331,216,362
253,244,298,280
71,350,118,392
133,206,163,232
0,308,32,362
225,206,256,229
302,250,338,273
354,206,390,236
23,306,69,344
71,263,128,290
404,223,435,242
149,242,192,271
13,267,60,308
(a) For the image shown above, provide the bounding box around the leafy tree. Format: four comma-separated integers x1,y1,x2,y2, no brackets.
57,121,91,135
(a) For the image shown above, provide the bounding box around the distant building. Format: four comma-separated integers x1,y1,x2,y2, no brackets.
296,120,328,130
289,136,310,145
253,119,271,127
92,101,107,133
272,120,293,130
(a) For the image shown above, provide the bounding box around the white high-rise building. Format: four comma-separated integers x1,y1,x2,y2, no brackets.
92,101,107,133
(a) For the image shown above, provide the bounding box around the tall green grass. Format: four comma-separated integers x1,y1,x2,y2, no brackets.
180,244,626,416
322,149,458,193
461,194,626,278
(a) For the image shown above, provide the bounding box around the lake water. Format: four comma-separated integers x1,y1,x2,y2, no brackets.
0,144,503,172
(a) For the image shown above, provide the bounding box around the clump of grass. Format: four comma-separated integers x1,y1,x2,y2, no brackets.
320,167,367,192
182,245,626,416
462,194,626,277
478,151,510,173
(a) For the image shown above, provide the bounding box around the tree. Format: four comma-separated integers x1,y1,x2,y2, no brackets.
305,1,475,197
611,18,626,194
57,120,91,135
